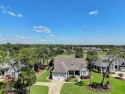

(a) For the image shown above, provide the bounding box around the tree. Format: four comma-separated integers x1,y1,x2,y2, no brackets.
86,50,98,87
100,47,122,86
75,49,83,58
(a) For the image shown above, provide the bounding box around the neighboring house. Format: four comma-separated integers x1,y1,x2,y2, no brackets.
91,47,96,50
103,48,110,52
0,59,26,79
96,48,102,51
93,55,125,73
52,58,89,81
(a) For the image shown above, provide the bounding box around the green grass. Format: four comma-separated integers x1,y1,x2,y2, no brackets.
57,51,107,59
37,70,50,82
31,85,48,94
69,77,78,82
61,72,125,94
57,54,75,58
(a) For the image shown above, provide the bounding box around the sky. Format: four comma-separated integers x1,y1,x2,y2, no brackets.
0,0,125,45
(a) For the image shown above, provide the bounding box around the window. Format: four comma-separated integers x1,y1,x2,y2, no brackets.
12,72,15,76
83,71,86,74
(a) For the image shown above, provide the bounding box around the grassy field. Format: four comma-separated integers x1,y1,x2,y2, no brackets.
57,54,75,58
57,51,107,59
37,70,50,82
31,85,48,94
61,72,125,94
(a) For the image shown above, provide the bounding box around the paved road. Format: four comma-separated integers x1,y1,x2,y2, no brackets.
34,81,64,94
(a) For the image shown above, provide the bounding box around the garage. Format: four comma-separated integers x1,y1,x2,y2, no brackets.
52,74,66,81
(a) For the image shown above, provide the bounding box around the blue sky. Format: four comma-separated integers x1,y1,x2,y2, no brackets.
0,0,125,45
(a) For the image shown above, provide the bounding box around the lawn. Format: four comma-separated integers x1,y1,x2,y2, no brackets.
31,85,48,94
69,77,78,82
57,54,75,58
37,70,50,82
61,72,125,94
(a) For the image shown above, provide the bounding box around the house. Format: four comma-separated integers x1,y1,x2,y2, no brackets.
52,58,89,81
103,48,110,52
93,55,125,73
96,48,102,51
0,59,26,79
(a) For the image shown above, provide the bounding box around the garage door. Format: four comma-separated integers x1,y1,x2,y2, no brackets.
53,75,59,80
53,75,65,80
59,75,65,81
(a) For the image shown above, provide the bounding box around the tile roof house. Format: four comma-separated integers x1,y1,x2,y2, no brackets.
92,55,125,73
52,58,89,81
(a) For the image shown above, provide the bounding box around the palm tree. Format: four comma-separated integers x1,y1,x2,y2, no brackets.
86,50,98,87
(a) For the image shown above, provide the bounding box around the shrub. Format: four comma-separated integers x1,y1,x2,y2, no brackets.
80,75,90,79
71,75,76,78
91,82,99,88
106,73,110,78
75,81,84,86
80,75,84,79
84,75,90,79
66,77,71,82
118,73,124,78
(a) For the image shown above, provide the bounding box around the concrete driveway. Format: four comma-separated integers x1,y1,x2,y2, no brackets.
34,80,64,94
110,71,125,79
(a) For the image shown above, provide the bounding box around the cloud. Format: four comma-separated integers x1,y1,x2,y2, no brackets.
0,5,23,17
2,10,23,17
32,26,51,33
89,10,98,15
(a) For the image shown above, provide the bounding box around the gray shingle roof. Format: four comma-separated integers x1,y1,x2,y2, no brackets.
52,58,87,73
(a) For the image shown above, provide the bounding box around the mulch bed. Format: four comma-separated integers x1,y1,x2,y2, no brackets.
86,85,112,92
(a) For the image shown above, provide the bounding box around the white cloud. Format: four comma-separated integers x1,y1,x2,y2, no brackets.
0,5,23,17
89,10,98,15
32,26,51,33
2,10,23,17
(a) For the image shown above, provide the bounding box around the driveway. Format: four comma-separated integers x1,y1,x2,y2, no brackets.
34,80,64,94
110,71,125,79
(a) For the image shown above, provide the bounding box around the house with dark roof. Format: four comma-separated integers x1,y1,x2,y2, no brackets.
52,58,89,81
0,59,26,79
92,56,125,73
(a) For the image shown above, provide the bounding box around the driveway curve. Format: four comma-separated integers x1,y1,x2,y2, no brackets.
34,81,64,94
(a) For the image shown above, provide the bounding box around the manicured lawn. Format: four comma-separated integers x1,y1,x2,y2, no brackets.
98,51,107,58
69,77,78,82
37,70,50,82
57,54,75,58
61,72,125,94
31,85,48,94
